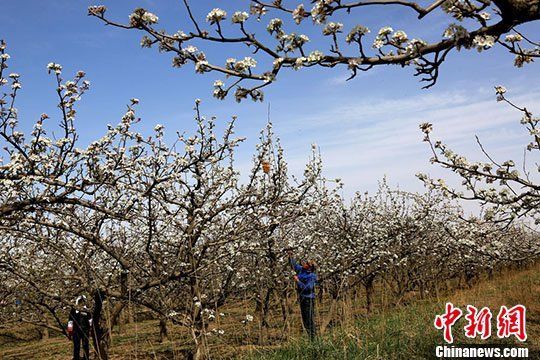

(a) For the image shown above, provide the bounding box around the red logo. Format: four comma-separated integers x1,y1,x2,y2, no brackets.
497,305,527,341
434,303,463,343
464,305,492,340
434,303,527,343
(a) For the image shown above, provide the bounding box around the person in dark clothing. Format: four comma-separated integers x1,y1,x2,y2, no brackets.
288,251,317,339
67,295,92,360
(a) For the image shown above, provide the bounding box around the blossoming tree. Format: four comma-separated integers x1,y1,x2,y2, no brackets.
88,1,539,101
2,36,540,360
419,87,540,227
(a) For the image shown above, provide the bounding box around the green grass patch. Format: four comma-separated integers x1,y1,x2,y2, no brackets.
241,302,441,360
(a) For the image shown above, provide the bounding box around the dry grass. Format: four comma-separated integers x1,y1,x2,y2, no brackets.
1,264,539,359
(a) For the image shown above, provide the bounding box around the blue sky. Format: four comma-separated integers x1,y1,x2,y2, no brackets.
2,0,540,203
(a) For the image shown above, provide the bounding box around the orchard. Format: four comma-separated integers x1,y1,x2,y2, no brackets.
1,1,540,359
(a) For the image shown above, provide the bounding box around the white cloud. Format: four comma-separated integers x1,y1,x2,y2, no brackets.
278,87,540,198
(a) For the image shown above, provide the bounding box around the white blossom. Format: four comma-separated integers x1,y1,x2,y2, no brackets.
322,22,343,36
472,35,495,51
505,34,523,43
231,11,249,24
206,8,227,24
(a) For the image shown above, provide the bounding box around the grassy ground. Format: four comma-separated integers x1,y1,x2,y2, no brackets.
2,265,540,359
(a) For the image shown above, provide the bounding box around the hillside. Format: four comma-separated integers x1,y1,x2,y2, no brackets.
1,264,539,359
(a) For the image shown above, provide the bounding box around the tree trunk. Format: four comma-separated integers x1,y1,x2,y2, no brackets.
419,281,425,300
92,290,110,360
279,290,291,338
159,317,169,343
190,316,207,360
117,271,130,332
257,287,273,344
319,290,339,334
40,325,49,340
189,270,207,360
365,276,375,314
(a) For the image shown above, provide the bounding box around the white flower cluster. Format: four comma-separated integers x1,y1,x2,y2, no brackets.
292,4,306,24
419,122,433,134
88,5,107,16
9,73,21,90
373,26,393,49
494,85,506,95
226,57,257,73
479,12,491,20
249,2,267,18
514,52,534,68
392,30,408,44
495,85,507,101
206,8,227,24
47,62,63,74
322,22,343,36
129,8,159,26
405,38,427,54
142,11,158,24
293,57,307,70
443,24,469,41
140,36,153,48
472,35,495,52
241,314,254,324
213,79,227,100
307,50,324,63
231,11,249,24
278,33,310,53
505,34,523,43
195,60,209,74
267,18,284,37
442,0,477,21
310,1,329,23
346,25,370,44
272,57,284,69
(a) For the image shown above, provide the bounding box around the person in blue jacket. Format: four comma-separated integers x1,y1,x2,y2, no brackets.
288,250,317,339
